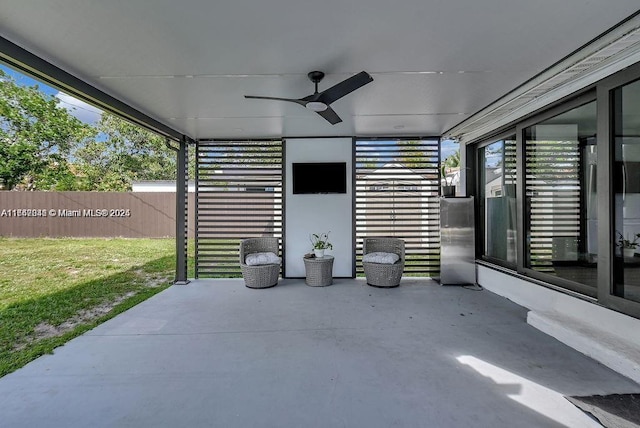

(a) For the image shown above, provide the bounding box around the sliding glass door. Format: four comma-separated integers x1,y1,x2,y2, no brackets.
523,101,598,295
612,78,640,304
478,135,517,267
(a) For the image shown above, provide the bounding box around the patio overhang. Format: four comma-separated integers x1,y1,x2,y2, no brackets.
0,36,185,142
2,3,640,402
2,2,639,140
444,11,640,144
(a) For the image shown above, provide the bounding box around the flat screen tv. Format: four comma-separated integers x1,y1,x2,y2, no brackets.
292,162,347,194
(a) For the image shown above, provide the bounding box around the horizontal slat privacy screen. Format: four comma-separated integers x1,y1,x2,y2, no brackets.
355,139,441,276
525,139,581,272
195,140,283,278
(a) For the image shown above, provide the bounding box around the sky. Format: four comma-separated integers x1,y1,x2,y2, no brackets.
1,63,102,125
440,139,459,160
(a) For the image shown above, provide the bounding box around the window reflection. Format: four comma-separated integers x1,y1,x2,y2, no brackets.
613,79,640,304
479,138,517,266
524,101,597,295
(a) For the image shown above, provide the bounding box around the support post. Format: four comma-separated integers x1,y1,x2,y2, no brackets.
175,136,190,284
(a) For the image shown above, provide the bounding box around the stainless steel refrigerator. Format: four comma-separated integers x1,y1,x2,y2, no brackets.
440,196,476,285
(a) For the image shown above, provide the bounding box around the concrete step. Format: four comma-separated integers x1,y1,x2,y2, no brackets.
528,310,640,384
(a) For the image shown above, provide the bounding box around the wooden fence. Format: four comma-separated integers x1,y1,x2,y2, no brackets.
0,192,196,238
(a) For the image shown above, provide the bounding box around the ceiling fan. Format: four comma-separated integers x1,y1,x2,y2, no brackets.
244,71,373,125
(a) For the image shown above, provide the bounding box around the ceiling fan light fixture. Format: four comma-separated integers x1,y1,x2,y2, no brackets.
306,101,328,112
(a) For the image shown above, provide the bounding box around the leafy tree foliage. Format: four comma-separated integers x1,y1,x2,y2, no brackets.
443,150,460,170
1,69,182,191
400,140,439,170
0,70,94,190
72,113,176,191
356,140,439,170
441,149,460,185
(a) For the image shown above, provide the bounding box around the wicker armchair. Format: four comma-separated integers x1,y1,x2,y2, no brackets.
239,237,281,289
362,237,405,288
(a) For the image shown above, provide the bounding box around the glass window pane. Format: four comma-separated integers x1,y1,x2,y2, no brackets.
524,101,597,295
613,79,640,304
479,137,517,265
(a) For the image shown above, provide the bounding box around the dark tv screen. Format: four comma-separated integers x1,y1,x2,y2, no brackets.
292,162,347,194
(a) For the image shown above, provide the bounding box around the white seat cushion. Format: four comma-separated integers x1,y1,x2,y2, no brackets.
362,251,400,264
245,252,281,266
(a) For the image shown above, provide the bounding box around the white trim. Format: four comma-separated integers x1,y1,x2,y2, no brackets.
445,14,640,144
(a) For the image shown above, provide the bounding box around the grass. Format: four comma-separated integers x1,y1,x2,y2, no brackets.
0,238,187,378
0,238,433,376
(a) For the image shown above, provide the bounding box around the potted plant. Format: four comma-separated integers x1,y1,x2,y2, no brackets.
310,231,333,258
441,151,459,197
617,231,640,258
441,164,456,197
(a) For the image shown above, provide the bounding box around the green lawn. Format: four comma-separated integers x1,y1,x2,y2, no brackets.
0,238,186,378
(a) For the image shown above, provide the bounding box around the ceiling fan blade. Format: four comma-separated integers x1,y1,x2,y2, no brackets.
317,71,373,105
244,95,306,106
316,106,342,125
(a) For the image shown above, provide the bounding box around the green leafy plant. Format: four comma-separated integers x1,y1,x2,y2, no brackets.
310,232,333,250
441,164,453,186
441,151,460,186
617,231,640,249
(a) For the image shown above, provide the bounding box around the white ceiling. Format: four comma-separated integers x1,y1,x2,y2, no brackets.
1,1,639,140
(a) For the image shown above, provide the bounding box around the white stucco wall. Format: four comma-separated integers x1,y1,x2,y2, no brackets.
284,138,353,277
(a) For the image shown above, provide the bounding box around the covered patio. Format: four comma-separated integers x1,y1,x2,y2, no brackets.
3,3,640,426
1,279,638,427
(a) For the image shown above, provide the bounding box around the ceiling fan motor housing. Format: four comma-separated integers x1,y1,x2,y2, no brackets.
308,71,325,84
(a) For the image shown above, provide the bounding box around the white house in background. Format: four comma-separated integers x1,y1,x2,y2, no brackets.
357,163,437,242
440,167,461,191
132,180,196,193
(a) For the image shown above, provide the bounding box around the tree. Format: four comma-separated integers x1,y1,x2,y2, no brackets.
0,70,94,190
396,140,438,170
441,149,460,185
443,150,460,170
71,113,177,191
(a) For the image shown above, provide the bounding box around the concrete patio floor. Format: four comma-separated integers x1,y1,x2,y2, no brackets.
1,278,639,428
